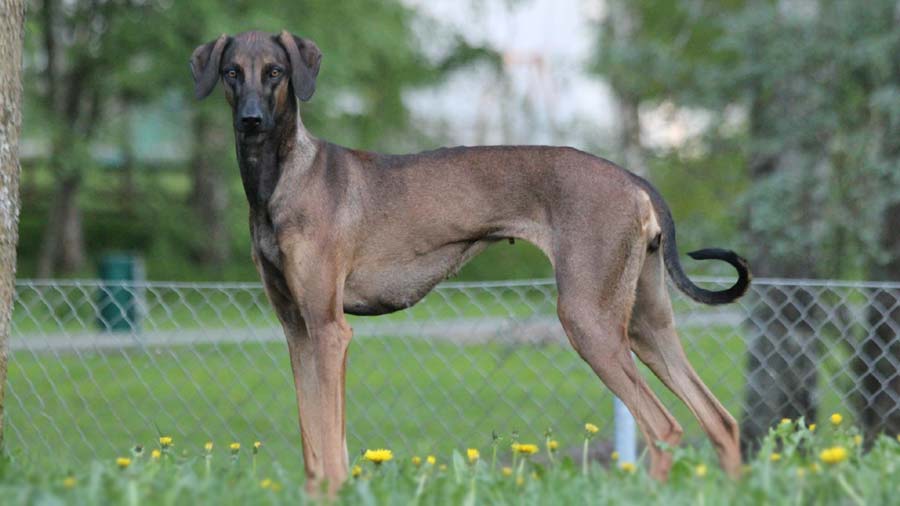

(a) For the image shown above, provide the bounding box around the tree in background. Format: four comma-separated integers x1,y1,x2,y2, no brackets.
0,0,25,447
20,0,492,278
30,0,161,277
595,0,900,452
707,0,900,450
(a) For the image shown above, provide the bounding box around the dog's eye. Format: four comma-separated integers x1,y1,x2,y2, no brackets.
225,69,237,79
269,68,282,79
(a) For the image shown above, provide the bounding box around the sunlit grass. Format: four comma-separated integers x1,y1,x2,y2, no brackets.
2,416,898,505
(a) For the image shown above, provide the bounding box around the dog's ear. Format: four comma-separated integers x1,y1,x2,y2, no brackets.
190,34,231,100
277,31,322,102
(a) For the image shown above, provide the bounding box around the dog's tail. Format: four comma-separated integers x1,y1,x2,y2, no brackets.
628,172,751,305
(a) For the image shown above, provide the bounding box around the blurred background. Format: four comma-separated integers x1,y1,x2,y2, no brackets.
18,0,900,283
8,0,900,470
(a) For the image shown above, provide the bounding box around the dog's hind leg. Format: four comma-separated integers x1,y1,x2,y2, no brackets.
554,228,683,480
629,248,742,478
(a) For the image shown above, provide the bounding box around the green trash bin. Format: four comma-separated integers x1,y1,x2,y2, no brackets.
97,253,144,332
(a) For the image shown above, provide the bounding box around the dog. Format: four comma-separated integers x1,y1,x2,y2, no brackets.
191,30,751,494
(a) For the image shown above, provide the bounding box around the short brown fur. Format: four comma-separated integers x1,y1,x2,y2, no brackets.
191,30,750,495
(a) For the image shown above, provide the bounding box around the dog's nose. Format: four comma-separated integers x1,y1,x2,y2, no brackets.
241,115,262,129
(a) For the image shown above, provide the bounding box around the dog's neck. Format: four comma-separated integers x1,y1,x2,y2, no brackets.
235,104,318,212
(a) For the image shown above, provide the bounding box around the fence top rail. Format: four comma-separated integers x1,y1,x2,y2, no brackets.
13,276,900,290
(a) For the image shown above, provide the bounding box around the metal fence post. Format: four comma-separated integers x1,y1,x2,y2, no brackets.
613,394,637,465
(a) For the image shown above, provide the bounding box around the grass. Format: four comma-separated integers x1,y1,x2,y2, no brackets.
11,281,557,335
6,324,855,480
1,419,898,505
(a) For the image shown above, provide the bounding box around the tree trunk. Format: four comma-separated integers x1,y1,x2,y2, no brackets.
0,0,25,449
35,0,88,277
616,91,646,177
739,94,820,455
607,0,646,177
856,201,900,442
740,280,819,454
854,68,900,441
189,109,230,267
37,175,85,277
853,16,900,442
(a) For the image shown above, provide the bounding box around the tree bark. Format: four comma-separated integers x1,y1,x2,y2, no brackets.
855,200,900,443
0,0,25,449
189,109,230,267
739,92,820,455
37,175,84,277
35,0,90,277
607,0,647,177
616,91,646,177
854,40,900,439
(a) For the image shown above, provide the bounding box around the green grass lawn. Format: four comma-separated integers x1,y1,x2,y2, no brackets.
6,319,856,483
11,282,558,335
1,419,897,505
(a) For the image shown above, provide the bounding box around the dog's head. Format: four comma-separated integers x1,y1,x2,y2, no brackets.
190,31,322,135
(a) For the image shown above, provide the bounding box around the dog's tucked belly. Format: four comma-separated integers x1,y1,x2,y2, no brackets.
342,240,493,316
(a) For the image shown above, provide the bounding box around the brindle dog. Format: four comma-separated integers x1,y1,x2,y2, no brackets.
191,30,751,494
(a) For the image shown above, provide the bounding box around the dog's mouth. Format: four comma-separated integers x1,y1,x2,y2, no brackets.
236,124,271,137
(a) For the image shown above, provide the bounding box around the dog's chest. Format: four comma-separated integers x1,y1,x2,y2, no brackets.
251,212,282,271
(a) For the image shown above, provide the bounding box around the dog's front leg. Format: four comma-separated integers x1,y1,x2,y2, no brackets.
286,313,351,495
279,239,352,496
254,252,345,492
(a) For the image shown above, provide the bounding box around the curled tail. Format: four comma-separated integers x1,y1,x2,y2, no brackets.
628,173,751,305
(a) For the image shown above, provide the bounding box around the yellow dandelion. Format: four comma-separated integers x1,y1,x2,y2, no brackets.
351,465,362,478
467,448,480,463
364,448,393,464
770,453,781,462
253,441,263,452
116,457,131,469
809,424,816,432
516,476,524,486
151,449,161,460
548,440,559,451
426,455,436,465
830,413,843,425
585,423,599,434
62,476,76,489
159,436,173,448
779,418,791,426
610,451,620,462
853,435,862,446
229,442,240,454
412,456,422,467
260,478,272,489
820,446,848,465
620,462,636,473
695,464,708,478
501,466,513,477
514,443,539,455
204,441,214,453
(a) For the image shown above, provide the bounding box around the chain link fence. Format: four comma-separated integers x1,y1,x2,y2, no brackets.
6,277,900,467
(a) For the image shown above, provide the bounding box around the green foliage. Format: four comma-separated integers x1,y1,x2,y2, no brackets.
596,0,900,279
2,418,898,505
19,0,499,280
